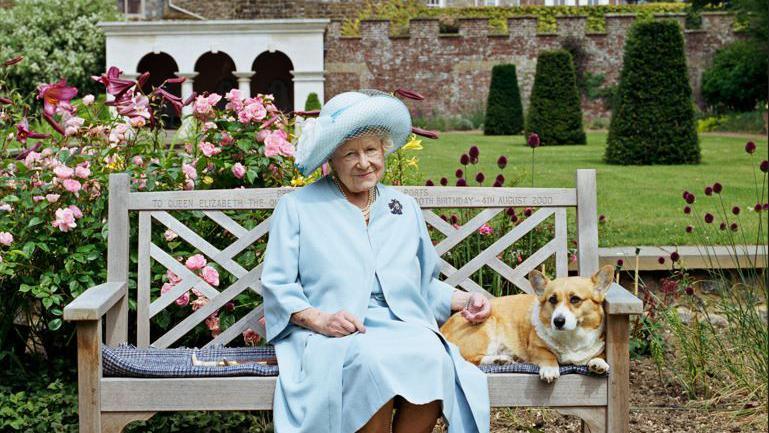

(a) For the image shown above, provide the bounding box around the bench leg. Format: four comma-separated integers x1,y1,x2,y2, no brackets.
102,412,156,433
556,407,606,433
606,314,631,433
77,321,101,433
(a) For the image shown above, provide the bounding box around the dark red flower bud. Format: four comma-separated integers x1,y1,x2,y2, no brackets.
745,141,756,154
686,225,693,233
755,203,763,212
764,203,768,210
440,214,448,222
493,180,502,187
425,179,434,186
460,154,469,166
165,76,187,84
528,132,540,148
682,191,690,200
3,55,23,66
685,286,694,296
475,172,485,184
225,302,235,312
469,145,479,158
658,257,665,265
411,126,439,139
683,206,691,214
455,169,463,178
496,174,505,184
440,177,448,186
456,178,467,187
671,252,680,262
470,155,478,165
393,88,425,101
719,222,727,230
732,206,740,215
0,96,11,105
42,112,65,135
599,214,606,223
713,182,723,194
136,71,151,89
523,207,533,217
511,214,519,223
704,213,714,223
497,155,507,169
761,160,768,173
183,91,198,106
292,109,320,117
730,222,738,231
685,193,695,204
704,186,713,196
506,208,515,217
616,259,624,267
450,215,458,225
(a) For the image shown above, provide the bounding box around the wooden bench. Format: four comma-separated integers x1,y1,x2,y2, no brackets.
63,169,643,433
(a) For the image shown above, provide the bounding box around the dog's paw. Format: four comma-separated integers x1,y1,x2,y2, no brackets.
587,358,610,374
539,366,560,383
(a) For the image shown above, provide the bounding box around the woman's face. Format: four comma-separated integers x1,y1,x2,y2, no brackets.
329,135,386,194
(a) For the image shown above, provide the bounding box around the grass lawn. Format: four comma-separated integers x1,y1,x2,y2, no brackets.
414,131,769,247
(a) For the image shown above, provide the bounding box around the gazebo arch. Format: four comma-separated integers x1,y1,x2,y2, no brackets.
137,52,181,128
252,51,294,113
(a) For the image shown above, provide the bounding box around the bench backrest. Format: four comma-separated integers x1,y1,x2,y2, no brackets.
106,169,598,349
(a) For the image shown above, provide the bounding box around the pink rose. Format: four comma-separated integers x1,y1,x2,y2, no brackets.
198,141,221,158
0,232,13,246
132,155,144,166
193,93,221,120
478,224,493,236
82,94,95,106
225,89,243,112
175,291,190,307
32,195,45,202
164,229,178,242
264,130,294,158
220,132,234,146
167,270,182,285
191,295,208,311
185,253,207,270
201,265,220,286
53,165,74,179
256,129,271,143
46,194,60,203
243,328,261,346
182,163,197,180
183,179,195,190
205,314,221,336
75,163,91,179
161,282,174,295
232,163,246,179
67,205,83,219
62,178,82,193
52,207,77,232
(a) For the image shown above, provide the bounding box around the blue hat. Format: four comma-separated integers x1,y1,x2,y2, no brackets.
293,89,413,176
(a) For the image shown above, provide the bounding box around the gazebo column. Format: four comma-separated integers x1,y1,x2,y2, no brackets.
176,72,198,116
291,70,325,111
234,71,254,98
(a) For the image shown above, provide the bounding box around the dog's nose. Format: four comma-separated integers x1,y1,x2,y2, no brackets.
553,316,566,329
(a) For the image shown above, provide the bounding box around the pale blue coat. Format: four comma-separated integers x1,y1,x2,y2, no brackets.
260,174,490,433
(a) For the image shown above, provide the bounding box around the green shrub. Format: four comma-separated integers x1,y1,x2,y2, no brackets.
484,64,524,135
0,0,118,99
304,92,321,111
701,40,768,112
697,110,766,134
605,20,700,165
525,50,586,145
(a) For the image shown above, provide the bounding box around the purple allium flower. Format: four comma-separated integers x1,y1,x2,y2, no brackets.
658,257,665,265
686,225,693,233
528,132,540,148
455,168,464,178
755,203,763,212
469,145,479,159
497,155,507,169
598,214,606,223
425,179,434,186
493,180,502,187
506,207,516,217
682,191,690,200
761,160,768,173
440,214,448,222
684,206,691,214
523,207,533,217
732,206,740,215
475,172,485,184
704,213,714,223
764,203,768,210
685,286,694,296
712,182,723,194
460,154,470,166
671,251,680,262
496,174,505,184
470,155,478,165
456,178,467,187
719,222,726,230
450,215,458,225
745,141,756,154
704,186,713,196
616,259,624,267
730,222,738,231
511,214,519,223
685,193,695,204
440,177,448,186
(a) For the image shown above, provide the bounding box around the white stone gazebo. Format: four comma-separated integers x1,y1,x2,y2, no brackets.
99,19,329,118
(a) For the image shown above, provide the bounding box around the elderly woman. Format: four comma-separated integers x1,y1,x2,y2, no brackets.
260,89,491,433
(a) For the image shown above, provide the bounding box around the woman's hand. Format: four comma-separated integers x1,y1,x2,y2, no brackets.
291,307,366,337
460,292,492,324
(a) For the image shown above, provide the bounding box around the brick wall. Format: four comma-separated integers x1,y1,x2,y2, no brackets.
324,12,740,121
170,0,374,20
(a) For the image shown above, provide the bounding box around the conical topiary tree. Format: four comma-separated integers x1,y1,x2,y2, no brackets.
525,49,586,145
304,92,321,111
484,64,524,135
605,20,699,165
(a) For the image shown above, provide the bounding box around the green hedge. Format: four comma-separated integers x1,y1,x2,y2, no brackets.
701,40,768,112
484,64,524,135
304,92,322,111
341,0,695,36
525,49,586,145
605,20,700,165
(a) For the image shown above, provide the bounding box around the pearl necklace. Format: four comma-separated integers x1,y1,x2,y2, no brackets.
331,174,377,223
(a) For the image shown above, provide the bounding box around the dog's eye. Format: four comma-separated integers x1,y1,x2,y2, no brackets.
570,295,581,304
548,295,558,305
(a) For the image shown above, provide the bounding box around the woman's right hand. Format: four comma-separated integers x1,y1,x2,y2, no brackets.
291,308,366,337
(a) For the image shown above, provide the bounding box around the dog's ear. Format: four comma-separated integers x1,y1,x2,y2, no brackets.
528,270,550,297
590,264,615,300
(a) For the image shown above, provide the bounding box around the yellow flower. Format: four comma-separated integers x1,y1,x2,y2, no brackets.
202,176,214,185
290,176,307,187
402,136,423,151
405,157,419,168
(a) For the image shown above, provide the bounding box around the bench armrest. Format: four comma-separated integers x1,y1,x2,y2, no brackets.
604,283,643,315
63,281,128,321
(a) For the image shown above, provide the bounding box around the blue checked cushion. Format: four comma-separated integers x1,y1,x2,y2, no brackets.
102,343,605,378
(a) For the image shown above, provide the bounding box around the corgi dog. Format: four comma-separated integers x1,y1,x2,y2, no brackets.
440,264,615,383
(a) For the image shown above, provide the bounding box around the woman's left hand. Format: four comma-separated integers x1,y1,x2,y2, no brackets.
461,292,491,324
